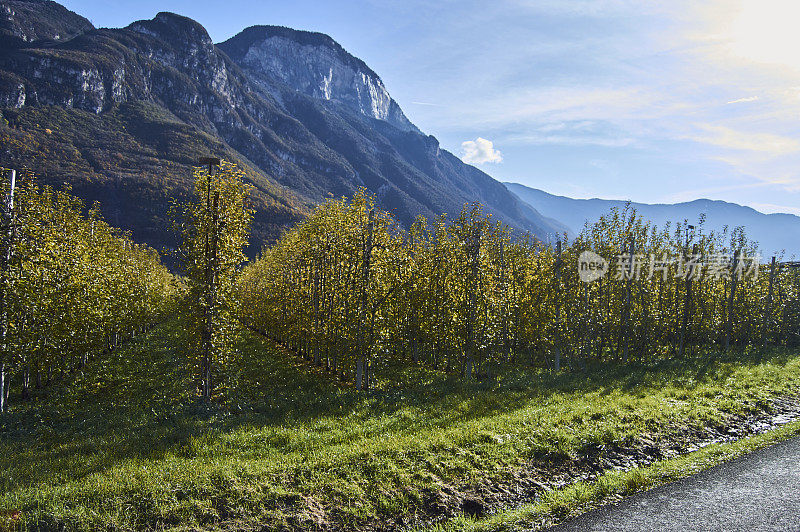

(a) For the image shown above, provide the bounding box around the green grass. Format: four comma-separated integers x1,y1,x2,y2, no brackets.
431,416,800,532
1,322,799,530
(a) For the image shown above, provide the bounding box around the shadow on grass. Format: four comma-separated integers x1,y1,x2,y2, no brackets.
0,320,795,493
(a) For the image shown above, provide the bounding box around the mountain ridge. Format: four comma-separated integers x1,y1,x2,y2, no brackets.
218,24,419,133
1,0,93,46
506,182,800,258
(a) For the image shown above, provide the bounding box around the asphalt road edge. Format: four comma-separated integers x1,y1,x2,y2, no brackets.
425,417,800,531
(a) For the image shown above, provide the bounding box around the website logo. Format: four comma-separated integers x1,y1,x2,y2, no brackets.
578,251,609,282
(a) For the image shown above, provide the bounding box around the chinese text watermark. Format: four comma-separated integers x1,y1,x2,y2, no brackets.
578,251,760,283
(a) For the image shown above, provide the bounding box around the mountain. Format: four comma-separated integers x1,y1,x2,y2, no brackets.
0,1,562,255
506,182,800,259
1,0,93,46
218,25,418,134
0,8,310,251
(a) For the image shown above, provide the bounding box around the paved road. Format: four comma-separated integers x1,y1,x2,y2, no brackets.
547,436,800,532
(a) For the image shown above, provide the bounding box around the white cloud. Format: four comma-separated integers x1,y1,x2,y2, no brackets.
443,86,668,129
726,95,759,104
686,124,800,155
378,0,800,211
729,0,800,71
589,159,619,174
511,0,670,18
504,133,635,147
461,137,503,164
749,203,800,216
661,181,775,204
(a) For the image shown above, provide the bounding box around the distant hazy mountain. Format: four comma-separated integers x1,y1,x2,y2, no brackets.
506,182,800,259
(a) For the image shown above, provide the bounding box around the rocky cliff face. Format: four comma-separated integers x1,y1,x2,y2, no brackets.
0,10,356,183
219,26,418,133
0,12,246,117
125,12,236,107
0,3,564,253
1,0,93,44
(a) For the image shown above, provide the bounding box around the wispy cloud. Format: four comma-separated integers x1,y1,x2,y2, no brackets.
461,137,503,164
726,95,759,104
686,124,800,154
410,101,441,106
370,0,800,212
504,133,635,147
709,154,800,192
661,181,775,204
511,0,671,18
498,119,638,148
442,86,668,129
750,203,800,216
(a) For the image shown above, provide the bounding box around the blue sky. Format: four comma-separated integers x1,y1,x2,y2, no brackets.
61,0,800,215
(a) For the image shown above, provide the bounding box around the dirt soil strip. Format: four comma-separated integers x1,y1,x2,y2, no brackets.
369,395,800,532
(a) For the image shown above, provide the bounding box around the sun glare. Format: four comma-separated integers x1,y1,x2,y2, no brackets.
730,0,800,70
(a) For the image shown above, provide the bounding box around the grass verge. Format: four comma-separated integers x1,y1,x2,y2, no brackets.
1,321,799,530
429,417,800,531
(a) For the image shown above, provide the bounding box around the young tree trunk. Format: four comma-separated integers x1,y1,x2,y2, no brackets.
763,256,777,346
22,364,29,399
725,250,740,350
0,170,15,414
678,243,698,358
463,226,481,379
581,283,591,364
620,237,634,363
639,285,650,362
202,190,221,401
356,358,363,391
598,278,607,358
356,210,374,390
554,241,562,372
